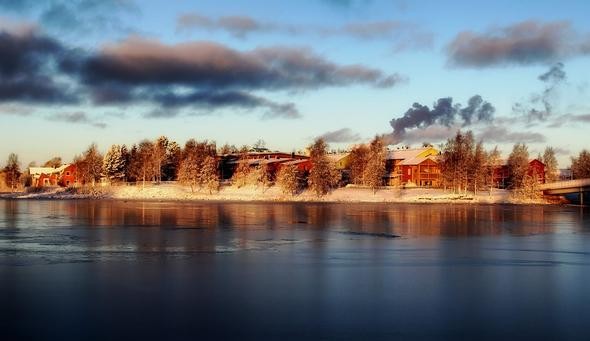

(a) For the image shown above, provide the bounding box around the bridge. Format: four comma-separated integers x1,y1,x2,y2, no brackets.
540,179,590,205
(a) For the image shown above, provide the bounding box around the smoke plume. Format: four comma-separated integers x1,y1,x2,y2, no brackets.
389,95,495,143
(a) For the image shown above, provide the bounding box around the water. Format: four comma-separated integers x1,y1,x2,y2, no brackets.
1,200,589,340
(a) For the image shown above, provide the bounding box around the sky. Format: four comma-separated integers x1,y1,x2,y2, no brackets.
1,0,589,167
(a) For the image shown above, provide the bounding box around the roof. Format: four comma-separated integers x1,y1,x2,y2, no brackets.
399,155,439,166
387,147,438,161
326,153,349,163
281,159,311,166
29,164,71,176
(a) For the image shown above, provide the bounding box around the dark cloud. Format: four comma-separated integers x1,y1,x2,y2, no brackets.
0,26,80,104
0,20,402,120
447,20,590,67
147,90,301,120
48,111,106,128
478,125,546,144
317,128,361,143
176,12,432,50
389,95,495,143
513,62,566,122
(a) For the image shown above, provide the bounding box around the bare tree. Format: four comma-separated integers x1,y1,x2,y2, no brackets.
571,150,590,179
349,144,369,185
308,138,339,196
507,143,529,189
486,146,501,195
542,147,558,183
362,136,386,193
3,153,21,192
471,141,486,195
200,155,219,194
75,143,103,186
43,157,62,168
276,164,299,195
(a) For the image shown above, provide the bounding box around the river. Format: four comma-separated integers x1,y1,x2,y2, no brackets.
1,200,589,340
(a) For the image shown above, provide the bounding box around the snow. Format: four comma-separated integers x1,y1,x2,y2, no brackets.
0,184,550,204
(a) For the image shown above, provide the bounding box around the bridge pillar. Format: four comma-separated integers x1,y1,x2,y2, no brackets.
581,188,584,206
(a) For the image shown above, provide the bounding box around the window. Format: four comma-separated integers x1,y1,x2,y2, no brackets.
44,179,49,185
66,171,70,176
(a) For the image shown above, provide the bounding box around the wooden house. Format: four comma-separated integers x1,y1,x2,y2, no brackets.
493,159,546,188
30,164,77,187
385,147,441,187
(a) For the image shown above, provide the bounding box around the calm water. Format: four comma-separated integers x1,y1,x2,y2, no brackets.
1,200,589,340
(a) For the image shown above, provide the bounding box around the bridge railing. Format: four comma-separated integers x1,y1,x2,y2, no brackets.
539,178,590,191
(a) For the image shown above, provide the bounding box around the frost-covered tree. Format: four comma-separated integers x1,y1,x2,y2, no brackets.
308,138,339,196
348,144,369,185
507,143,529,189
276,164,299,195
178,139,217,192
75,143,103,186
542,147,558,183
43,157,62,168
231,148,252,188
485,146,501,195
362,136,386,193
3,153,21,192
163,141,181,181
136,140,156,188
470,141,486,195
103,144,127,183
200,155,219,194
571,150,590,179
441,130,475,193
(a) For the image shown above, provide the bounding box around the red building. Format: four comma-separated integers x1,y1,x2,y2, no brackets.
493,159,545,188
30,164,77,187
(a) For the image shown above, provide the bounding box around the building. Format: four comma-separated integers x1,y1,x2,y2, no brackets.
29,164,77,187
385,147,441,187
220,151,309,180
493,159,546,188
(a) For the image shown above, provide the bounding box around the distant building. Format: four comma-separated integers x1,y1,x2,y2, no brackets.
29,164,77,187
220,151,309,180
385,147,441,187
493,159,545,188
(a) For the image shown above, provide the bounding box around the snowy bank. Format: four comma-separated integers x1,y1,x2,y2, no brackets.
1,184,550,204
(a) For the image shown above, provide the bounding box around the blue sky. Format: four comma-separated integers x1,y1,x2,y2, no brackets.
1,0,589,166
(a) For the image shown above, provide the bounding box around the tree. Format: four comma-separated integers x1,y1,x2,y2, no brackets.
103,144,127,183
440,130,475,193
507,143,529,189
308,139,339,196
178,139,217,192
75,143,103,186
470,141,486,195
3,153,21,192
485,146,501,195
136,140,156,188
178,145,200,192
231,148,252,188
362,136,386,193
571,150,590,179
43,157,62,168
542,147,558,183
126,144,140,182
200,155,219,194
349,144,369,185
163,141,181,181
276,164,299,195
153,136,169,182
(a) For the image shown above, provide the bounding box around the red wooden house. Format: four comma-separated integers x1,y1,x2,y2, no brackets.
493,159,545,188
30,164,77,187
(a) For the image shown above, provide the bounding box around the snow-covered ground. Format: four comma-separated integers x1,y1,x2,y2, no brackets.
0,184,550,204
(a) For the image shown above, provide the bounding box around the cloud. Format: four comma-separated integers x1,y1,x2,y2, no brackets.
176,12,432,50
80,37,401,90
317,128,361,143
177,13,273,38
145,90,301,120
0,0,138,34
389,95,495,143
478,125,546,143
446,20,590,67
0,104,33,116
0,26,80,103
47,111,106,128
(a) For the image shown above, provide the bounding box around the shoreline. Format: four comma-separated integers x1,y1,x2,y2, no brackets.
0,184,554,205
